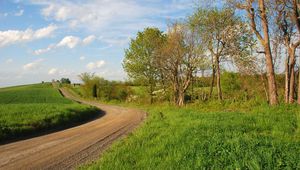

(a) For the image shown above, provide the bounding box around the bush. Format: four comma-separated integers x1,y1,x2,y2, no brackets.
222,72,241,93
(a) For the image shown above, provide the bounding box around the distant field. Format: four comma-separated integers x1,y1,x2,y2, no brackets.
0,83,99,142
84,103,300,169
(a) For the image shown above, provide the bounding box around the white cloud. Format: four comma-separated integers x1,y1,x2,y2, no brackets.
34,44,55,55
15,9,24,16
79,56,86,60
38,1,145,29
0,24,57,47
0,29,33,47
32,1,192,33
86,60,105,70
29,0,194,50
82,35,96,45
34,35,80,55
48,68,58,75
23,59,44,71
47,68,75,77
57,35,81,48
34,34,96,55
34,24,57,39
42,4,70,21
5,58,13,64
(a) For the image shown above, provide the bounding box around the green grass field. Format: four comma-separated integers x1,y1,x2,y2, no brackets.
84,103,300,169
0,83,99,142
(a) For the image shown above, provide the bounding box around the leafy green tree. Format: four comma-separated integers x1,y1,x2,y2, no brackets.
190,7,254,101
123,27,166,104
60,78,71,84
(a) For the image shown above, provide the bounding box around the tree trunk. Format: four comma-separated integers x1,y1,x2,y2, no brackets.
291,0,300,104
173,83,179,105
216,57,222,100
298,63,300,104
92,84,97,98
289,66,295,103
173,91,178,105
288,49,296,103
150,92,153,104
259,0,279,105
209,66,215,98
285,57,290,104
260,73,269,103
150,83,154,104
265,49,279,105
177,91,185,107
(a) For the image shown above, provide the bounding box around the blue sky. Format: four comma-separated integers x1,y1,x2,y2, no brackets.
0,0,196,87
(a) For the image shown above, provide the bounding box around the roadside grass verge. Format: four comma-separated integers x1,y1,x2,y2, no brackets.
0,83,99,142
83,103,300,169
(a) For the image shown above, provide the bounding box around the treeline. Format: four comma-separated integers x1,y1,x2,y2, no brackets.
122,0,300,106
75,71,285,105
78,73,131,102
51,78,72,84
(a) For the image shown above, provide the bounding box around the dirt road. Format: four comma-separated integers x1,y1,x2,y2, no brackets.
0,88,146,170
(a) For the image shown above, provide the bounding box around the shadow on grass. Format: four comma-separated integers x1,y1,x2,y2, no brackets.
0,108,106,145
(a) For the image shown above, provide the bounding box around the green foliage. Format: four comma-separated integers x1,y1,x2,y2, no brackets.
60,78,71,84
114,85,131,101
0,83,98,142
78,74,132,102
123,27,166,103
78,73,103,98
97,81,131,101
194,77,213,88
78,72,285,105
123,27,166,84
221,72,241,92
83,104,300,169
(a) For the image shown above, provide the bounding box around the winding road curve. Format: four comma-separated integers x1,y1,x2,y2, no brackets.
0,88,146,170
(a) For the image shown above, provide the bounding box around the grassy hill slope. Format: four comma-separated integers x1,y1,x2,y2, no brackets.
0,83,99,142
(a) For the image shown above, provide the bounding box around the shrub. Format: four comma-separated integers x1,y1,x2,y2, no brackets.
221,72,241,92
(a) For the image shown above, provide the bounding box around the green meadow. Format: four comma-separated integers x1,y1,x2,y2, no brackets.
0,83,98,142
83,103,300,169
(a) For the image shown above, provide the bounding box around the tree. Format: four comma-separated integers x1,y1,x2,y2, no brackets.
288,0,300,104
123,27,166,104
230,0,279,105
156,23,204,106
190,7,253,100
78,73,101,98
273,0,300,104
60,78,71,84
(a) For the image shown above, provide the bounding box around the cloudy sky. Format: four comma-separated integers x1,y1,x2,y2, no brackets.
0,0,196,87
